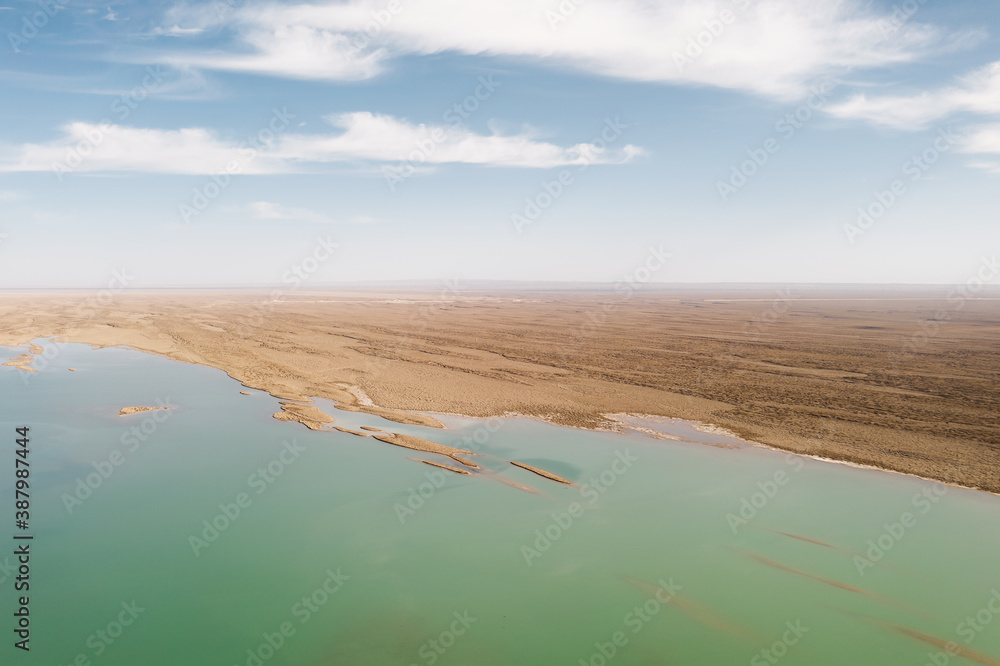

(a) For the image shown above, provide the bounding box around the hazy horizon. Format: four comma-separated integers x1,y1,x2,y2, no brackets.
5,280,1000,292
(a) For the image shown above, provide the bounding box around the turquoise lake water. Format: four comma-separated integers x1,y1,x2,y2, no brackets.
1,341,999,665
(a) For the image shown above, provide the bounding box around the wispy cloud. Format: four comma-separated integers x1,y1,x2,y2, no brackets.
249,201,374,224
961,123,1000,155
155,0,951,100
827,61,1000,129
276,112,643,167
0,123,250,174
153,24,206,37
966,159,1000,174
0,65,214,102
0,112,642,174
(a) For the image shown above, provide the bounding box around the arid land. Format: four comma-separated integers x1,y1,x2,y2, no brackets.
1,287,998,492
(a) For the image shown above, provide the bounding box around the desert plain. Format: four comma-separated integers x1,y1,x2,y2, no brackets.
0,286,997,493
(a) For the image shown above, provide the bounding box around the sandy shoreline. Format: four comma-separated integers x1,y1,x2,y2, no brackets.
6,333,996,495
1,288,997,493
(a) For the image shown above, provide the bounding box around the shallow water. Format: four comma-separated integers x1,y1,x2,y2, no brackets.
2,342,999,665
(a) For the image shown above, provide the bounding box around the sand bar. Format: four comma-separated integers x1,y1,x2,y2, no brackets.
333,426,369,437
417,459,472,475
510,461,573,485
118,406,169,416
3,354,37,372
450,454,480,469
371,432,473,461
272,401,334,431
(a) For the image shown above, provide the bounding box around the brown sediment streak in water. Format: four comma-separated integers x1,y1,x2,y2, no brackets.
898,629,1000,666
333,426,369,437
621,576,757,641
865,617,1000,666
479,470,541,495
671,596,758,641
742,551,877,597
417,459,472,475
510,461,574,485
772,530,837,549
756,525,914,577
360,426,383,432
740,550,931,619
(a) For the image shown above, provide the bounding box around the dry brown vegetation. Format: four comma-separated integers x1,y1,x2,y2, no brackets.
1,287,997,492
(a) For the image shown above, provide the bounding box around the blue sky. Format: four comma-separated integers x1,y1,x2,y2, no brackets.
0,0,998,287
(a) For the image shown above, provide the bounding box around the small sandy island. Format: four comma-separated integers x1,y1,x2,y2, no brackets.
118,406,170,416
371,431,474,465
450,454,480,469
511,462,574,485
417,459,472,475
240,391,251,395
333,426,369,437
272,401,335,431
3,354,38,372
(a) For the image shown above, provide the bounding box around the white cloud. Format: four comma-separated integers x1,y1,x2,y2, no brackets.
827,61,1000,129
154,24,206,36
168,23,386,81
275,112,642,167
0,190,22,201
158,0,949,99
0,122,264,174
0,112,641,174
961,124,1000,154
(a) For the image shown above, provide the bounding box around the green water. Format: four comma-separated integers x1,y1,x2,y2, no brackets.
2,342,999,665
